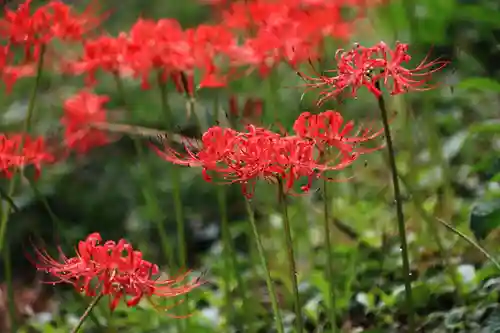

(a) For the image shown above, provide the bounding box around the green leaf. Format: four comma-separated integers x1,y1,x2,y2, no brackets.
457,5,500,27
484,309,500,333
470,199,500,240
469,120,500,134
411,282,431,308
457,77,500,92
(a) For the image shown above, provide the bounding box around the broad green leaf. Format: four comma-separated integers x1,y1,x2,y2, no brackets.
457,77,500,92
470,199,500,240
457,5,500,27
483,309,500,333
469,120,500,134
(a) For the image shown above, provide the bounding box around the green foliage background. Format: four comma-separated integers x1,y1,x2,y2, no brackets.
2,0,500,332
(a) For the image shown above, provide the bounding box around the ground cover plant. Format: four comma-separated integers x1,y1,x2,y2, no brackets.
1,0,500,332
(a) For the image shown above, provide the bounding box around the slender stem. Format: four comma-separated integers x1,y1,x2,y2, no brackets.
277,178,303,333
156,76,190,331
157,74,173,129
158,77,187,272
398,175,464,300
376,92,415,332
216,186,235,327
173,172,187,267
212,92,233,327
28,178,65,237
212,96,251,329
265,72,280,126
435,218,500,271
24,44,46,133
322,180,337,332
4,243,16,332
0,45,45,253
113,75,182,332
401,101,463,300
244,199,285,333
0,46,45,332
113,74,175,267
217,187,253,331
70,293,104,333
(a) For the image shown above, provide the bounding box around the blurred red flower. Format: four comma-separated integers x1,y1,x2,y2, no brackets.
0,134,55,179
61,91,110,153
0,45,35,92
65,34,131,85
0,0,105,61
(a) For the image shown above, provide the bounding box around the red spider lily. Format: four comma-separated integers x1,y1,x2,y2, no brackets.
152,126,240,182
0,0,105,61
61,91,110,153
67,19,235,89
47,0,107,41
299,42,448,105
293,110,384,155
0,0,51,59
0,134,55,179
126,19,234,89
152,119,359,198
0,45,35,93
219,0,355,73
373,42,448,95
65,34,132,85
33,233,202,311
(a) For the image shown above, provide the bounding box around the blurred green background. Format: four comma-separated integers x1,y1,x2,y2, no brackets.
1,0,500,332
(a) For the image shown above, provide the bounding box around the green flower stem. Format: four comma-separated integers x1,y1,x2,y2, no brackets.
212,95,253,329
244,198,285,333
322,179,337,332
0,45,45,333
216,187,234,326
3,243,16,333
277,178,303,333
156,80,187,268
265,71,280,125
114,75,182,331
398,174,464,300
376,92,415,332
156,76,191,330
114,74,175,267
217,187,254,331
0,45,45,253
70,293,104,333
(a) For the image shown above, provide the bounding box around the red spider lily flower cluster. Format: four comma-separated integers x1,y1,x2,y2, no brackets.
65,20,238,89
211,0,386,74
60,0,386,90
61,91,110,154
152,111,382,198
34,233,202,311
300,42,449,105
220,1,348,75
0,44,35,92
0,90,111,182
293,110,384,155
0,0,104,56
0,134,55,179
0,0,105,90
